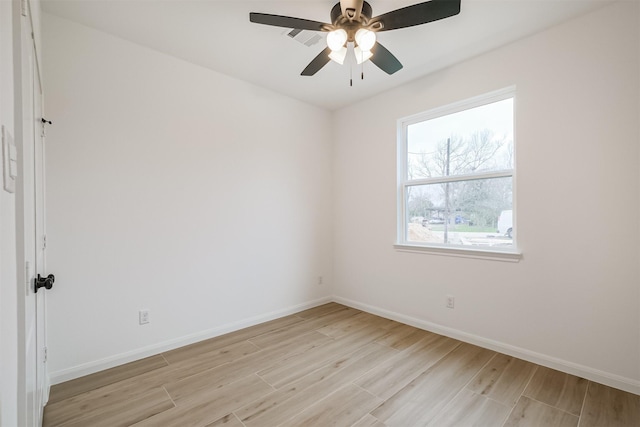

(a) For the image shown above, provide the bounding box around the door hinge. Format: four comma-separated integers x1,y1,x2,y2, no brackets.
43,346,48,363
20,0,28,17
42,235,47,250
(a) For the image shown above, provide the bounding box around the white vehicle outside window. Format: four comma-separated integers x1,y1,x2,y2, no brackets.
497,209,513,238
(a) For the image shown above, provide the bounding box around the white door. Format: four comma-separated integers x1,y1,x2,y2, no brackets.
33,47,49,419
32,40,48,422
19,0,49,424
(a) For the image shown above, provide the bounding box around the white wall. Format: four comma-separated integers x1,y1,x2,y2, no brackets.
333,1,639,393
0,1,18,425
43,14,334,381
43,1,640,395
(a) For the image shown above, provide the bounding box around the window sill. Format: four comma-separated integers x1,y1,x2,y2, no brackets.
394,243,522,262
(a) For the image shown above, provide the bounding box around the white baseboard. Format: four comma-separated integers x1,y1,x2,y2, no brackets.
333,296,640,396
48,296,332,385
48,294,639,396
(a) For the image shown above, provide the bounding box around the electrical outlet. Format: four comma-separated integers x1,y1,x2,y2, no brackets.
318,276,323,285
139,309,150,325
446,295,455,309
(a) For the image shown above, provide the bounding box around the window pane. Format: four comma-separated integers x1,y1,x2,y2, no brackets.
406,177,513,247
407,98,513,180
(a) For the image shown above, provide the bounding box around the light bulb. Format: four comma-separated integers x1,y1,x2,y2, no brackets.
329,47,347,65
355,28,376,52
354,46,373,64
326,29,348,51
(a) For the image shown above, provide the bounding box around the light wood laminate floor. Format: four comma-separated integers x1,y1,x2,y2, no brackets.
44,303,640,427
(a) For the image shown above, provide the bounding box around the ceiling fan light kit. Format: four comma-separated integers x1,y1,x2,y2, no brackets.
354,28,376,51
354,46,373,65
250,0,461,77
329,47,348,65
327,29,348,51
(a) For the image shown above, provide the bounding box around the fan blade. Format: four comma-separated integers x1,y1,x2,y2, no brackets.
250,13,329,31
370,0,460,32
301,47,332,76
370,42,403,75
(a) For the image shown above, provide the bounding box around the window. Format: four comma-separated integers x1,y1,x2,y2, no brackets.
397,87,518,259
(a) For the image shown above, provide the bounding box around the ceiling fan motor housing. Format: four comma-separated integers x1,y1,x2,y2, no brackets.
331,1,373,24
331,2,375,43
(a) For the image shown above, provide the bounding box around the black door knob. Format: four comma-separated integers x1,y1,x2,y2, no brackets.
35,274,55,292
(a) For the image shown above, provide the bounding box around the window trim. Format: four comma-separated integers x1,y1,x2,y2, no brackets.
396,87,521,261
393,243,522,262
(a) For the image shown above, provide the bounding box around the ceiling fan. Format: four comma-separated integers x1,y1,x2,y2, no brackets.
249,0,461,76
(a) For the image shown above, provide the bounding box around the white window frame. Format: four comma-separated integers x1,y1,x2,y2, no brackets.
395,87,521,262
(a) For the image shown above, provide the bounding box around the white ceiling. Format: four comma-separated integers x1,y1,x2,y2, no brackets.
41,0,614,110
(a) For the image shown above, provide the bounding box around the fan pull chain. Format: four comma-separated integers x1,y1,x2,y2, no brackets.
350,63,353,87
